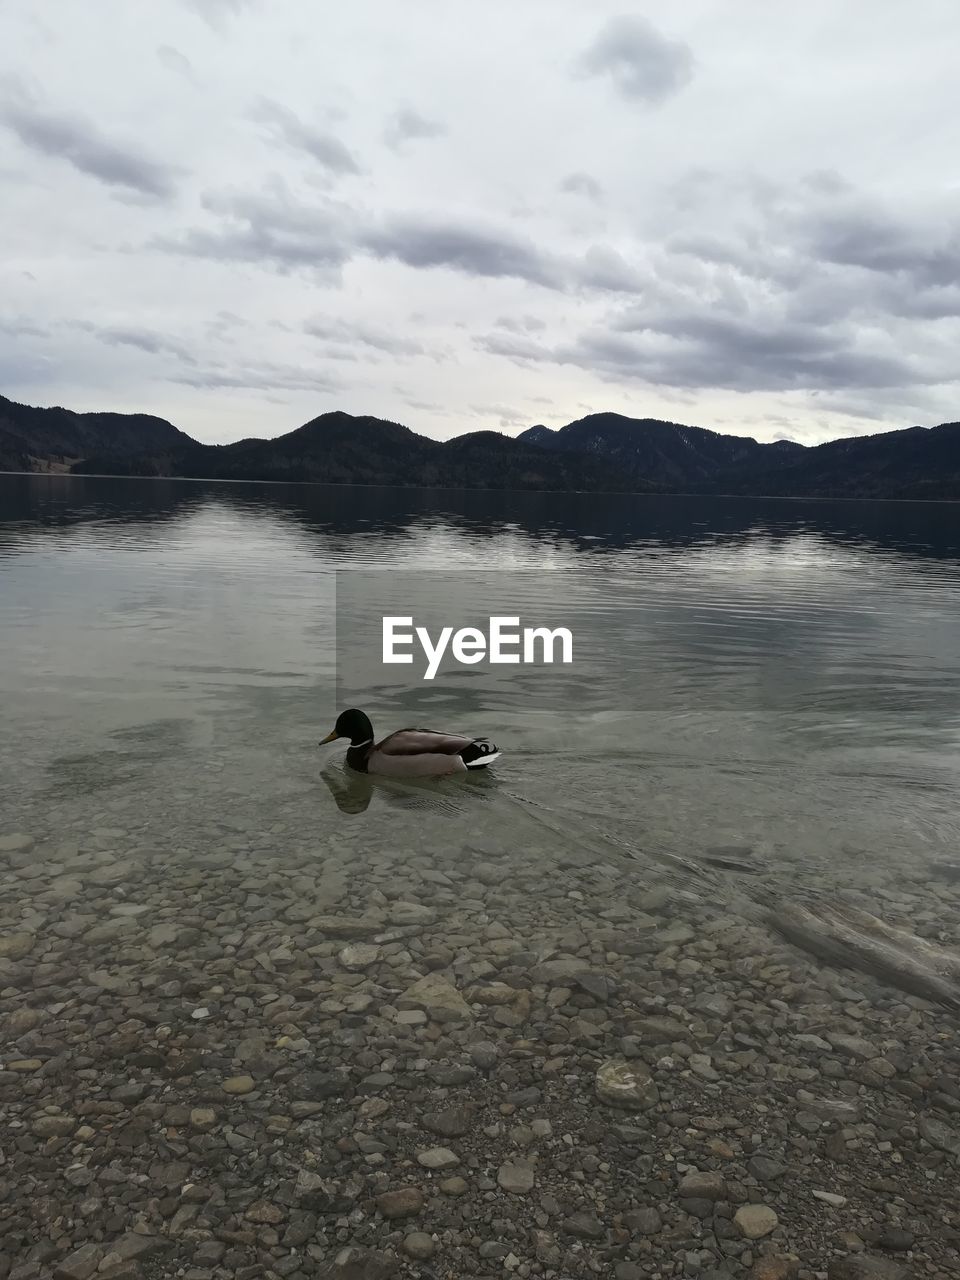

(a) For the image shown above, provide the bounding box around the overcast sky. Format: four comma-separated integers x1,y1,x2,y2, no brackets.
2,1,959,446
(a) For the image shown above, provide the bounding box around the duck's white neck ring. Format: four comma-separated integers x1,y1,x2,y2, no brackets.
350,738,373,747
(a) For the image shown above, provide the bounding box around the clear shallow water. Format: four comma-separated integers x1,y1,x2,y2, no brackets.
2,473,960,907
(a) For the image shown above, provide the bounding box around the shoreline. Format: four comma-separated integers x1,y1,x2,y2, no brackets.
2,822,958,1279
3,469,960,506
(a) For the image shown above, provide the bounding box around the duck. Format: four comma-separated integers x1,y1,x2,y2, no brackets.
319,708,501,777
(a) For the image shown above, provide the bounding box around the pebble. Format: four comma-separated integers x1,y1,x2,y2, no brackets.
469,1040,498,1070
399,972,472,1023
244,1199,284,1224
918,1114,960,1155
827,1033,876,1061
402,1231,436,1260
750,1260,800,1280
497,1161,535,1194
0,832,33,852
338,943,381,971
748,1155,787,1184
376,1187,424,1219
826,1258,910,1280
53,1244,101,1280
812,1189,847,1207
389,901,436,926
689,1053,721,1081
323,1247,397,1279
6,1008,40,1034
221,1075,255,1095
32,1114,76,1137
679,1171,727,1201
422,1104,473,1137
735,1203,780,1239
0,932,35,960
563,1211,605,1239
416,1146,459,1169
595,1058,659,1110
624,1207,662,1235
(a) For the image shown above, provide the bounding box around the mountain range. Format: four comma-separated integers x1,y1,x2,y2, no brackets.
2,392,959,500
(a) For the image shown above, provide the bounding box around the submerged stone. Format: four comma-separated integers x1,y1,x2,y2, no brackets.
596,1058,659,1110
398,972,472,1023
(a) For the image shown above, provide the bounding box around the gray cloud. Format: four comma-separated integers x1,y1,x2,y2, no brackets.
93,324,198,365
578,312,921,392
484,295,929,396
479,224,947,396
253,99,361,175
576,245,646,293
157,187,354,271
803,397,889,423
496,314,548,334
667,231,758,273
471,401,526,428
888,284,960,321
559,172,603,202
0,82,178,200
304,316,424,357
0,315,47,338
626,175,960,367
383,107,445,150
360,217,564,287
576,16,694,105
804,205,960,287
173,359,340,393
0,346,54,389
157,45,197,83
205,310,248,336
663,172,960,302
164,174,903,311
182,0,254,30
475,332,552,364
158,187,568,288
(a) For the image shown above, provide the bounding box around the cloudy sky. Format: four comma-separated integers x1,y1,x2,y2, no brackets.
2,0,958,446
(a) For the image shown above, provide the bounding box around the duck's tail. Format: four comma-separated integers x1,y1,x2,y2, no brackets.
461,738,501,768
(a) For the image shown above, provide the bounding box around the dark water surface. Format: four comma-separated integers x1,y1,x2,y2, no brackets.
2,473,960,908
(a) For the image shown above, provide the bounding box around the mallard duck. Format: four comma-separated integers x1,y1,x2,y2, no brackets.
319,708,501,777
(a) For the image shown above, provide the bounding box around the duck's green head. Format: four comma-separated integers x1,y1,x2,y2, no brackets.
319,708,374,746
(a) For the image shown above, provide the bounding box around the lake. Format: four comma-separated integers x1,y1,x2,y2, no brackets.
7,471,960,1276
2,472,959,913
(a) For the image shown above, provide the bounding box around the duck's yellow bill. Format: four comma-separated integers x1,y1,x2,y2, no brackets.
319,730,341,745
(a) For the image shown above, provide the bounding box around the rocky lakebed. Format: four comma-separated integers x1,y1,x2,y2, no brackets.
3,804,960,1280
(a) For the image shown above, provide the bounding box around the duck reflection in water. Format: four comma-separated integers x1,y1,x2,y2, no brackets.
317,764,496,816
318,765,376,814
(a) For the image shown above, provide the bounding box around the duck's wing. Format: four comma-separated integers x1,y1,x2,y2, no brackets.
367,728,501,776
376,728,476,756
366,728,471,777
367,749,466,777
